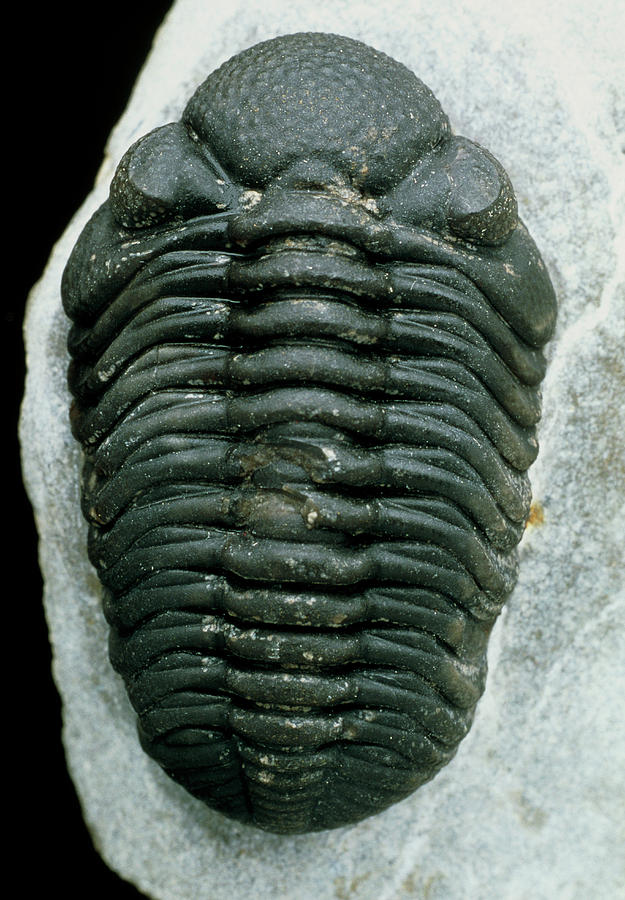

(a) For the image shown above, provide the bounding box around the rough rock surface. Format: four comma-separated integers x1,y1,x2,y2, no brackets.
21,1,624,898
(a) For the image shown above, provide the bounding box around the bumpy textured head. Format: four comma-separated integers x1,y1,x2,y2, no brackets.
108,32,518,250
183,32,449,192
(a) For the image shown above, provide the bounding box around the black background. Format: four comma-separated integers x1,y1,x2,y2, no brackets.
11,5,172,897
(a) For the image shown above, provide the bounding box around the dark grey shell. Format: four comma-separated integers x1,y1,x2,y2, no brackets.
62,32,556,834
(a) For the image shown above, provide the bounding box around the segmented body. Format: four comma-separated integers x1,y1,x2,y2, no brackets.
62,33,556,832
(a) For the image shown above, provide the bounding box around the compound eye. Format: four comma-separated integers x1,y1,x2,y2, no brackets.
109,122,234,229
445,138,518,245
382,136,518,247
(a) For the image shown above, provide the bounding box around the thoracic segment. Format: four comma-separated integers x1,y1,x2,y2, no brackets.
66,227,542,832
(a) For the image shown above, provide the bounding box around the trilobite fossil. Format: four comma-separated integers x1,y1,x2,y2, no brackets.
62,32,556,833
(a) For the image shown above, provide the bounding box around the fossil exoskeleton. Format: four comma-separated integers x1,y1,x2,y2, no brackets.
62,32,556,833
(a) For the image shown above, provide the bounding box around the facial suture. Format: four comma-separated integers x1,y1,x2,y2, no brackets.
62,32,556,834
